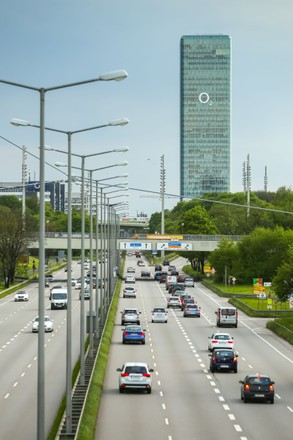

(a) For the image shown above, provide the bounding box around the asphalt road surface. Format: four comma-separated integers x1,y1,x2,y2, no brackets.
0,263,86,439
94,256,293,440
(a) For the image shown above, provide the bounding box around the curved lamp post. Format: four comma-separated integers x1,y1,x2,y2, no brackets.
11,119,128,433
2,69,128,439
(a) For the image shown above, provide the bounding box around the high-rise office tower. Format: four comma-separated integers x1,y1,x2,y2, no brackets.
180,35,231,199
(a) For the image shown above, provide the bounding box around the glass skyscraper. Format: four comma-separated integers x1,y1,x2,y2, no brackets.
180,35,231,199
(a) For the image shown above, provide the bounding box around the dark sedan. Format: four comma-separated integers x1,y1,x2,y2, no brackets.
209,348,238,373
122,325,146,344
239,374,275,403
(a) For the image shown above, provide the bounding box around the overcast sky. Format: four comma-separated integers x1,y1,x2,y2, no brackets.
1,0,292,217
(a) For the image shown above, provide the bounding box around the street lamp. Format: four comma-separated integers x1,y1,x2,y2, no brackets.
11,118,128,433
2,69,128,439
55,159,128,381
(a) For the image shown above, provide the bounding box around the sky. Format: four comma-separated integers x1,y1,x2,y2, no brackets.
0,0,293,218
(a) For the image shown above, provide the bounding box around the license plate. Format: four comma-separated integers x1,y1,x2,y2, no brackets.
220,365,229,368
254,394,265,397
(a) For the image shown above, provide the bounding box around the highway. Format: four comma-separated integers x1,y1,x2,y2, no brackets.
94,255,293,440
0,264,86,440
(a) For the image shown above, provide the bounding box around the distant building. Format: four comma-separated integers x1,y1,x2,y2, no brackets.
180,35,231,198
0,181,65,211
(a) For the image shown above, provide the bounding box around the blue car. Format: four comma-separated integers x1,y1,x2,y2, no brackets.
183,304,201,317
122,325,146,344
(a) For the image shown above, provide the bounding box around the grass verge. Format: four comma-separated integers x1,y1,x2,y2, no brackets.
76,279,121,440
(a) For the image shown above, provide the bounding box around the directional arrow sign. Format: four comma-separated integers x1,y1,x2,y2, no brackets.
120,242,152,250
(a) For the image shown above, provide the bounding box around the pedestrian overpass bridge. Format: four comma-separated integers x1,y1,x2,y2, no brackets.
30,233,242,253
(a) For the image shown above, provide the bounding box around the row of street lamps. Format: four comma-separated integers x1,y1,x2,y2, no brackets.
1,70,129,438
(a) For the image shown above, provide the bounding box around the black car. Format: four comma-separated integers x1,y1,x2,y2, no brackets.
155,264,162,272
209,348,238,373
154,271,167,281
239,374,275,403
141,270,151,277
163,259,170,266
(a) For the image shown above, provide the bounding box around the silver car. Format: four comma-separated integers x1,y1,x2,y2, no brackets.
121,308,141,325
185,277,194,287
123,286,136,298
151,307,168,323
117,362,154,394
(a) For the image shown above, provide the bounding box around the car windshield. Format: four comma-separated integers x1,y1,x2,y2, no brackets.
154,308,165,313
125,366,147,374
124,310,137,314
52,293,67,299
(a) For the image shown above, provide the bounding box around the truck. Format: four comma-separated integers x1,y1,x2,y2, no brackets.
50,288,68,310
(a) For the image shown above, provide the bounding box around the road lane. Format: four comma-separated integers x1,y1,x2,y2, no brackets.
95,257,293,440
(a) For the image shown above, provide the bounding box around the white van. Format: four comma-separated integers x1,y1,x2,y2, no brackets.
50,288,68,310
215,307,238,328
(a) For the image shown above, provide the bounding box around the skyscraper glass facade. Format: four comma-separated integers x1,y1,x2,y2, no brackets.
180,35,231,198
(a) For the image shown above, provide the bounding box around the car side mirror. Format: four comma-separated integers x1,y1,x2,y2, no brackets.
214,311,217,314
239,380,244,384
271,381,275,385
208,354,212,357
116,368,122,372
149,369,154,372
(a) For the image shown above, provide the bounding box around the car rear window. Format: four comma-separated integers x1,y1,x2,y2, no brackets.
248,377,270,385
221,308,236,316
215,334,230,340
215,350,233,358
125,366,147,374
154,308,165,312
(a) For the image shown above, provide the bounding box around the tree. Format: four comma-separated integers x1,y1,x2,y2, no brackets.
180,206,218,235
272,245,293,301
209,238,240,282
0,206,34,287
236,227,293,284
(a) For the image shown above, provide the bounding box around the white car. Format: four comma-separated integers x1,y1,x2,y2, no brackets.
151,307,168,323
32,316,54,333
14,290,29,301
185,277,194,287
123,286,136,298
116,362,154,394
208,332,234,351
125,275,135,284
127,267,136,273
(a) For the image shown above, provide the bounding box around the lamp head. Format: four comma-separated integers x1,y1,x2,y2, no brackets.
99,70,128,81
10,118,31,127
113,147,129,153
109,118,129,127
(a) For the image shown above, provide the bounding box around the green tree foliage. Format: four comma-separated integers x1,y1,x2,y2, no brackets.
208,238,240,282
0,195,22,210
272,245,293,300
236,227,293,284
0,205,34,287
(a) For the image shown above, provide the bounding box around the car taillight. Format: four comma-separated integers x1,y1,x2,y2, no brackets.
186,308,189,311
121,373,129,377
212,355,216,361
245,384,250,391
233,355,237,361
123,332,128,336
212,340,218,344
269,384,274,391
139,332,145,336
236,311,238,318
228,340,233,344
143,373,150,377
